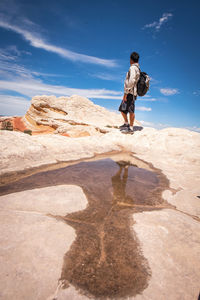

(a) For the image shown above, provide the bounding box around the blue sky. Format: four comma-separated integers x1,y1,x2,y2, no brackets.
0,0,199,131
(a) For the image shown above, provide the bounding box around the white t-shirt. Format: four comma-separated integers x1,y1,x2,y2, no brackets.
124,63,140,96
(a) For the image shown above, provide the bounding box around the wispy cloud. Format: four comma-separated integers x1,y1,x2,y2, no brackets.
143,13,173,32
139,120,155,127
185,126,200,133
0,17,118,67
0,49,154,110
140,120,200,132
160,88,179,96
89,72,121,82
149,76,160,85
138,97,157,102
0,78,123,100
0,51,65,80
193,89,200,96
0,48,54,80
140,120,170,129
0,47,19,61
0,50,122,101
136,106,152,112
0,94,30,116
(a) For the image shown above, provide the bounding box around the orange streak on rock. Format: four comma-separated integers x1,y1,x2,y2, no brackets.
60,133,70,137
13,117,28,132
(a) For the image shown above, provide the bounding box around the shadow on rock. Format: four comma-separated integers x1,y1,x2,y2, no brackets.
133,126,143,132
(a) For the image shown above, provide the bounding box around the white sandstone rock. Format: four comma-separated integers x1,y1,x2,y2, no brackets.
0,185,88,300
22,95,141,136
134,209,200,300
0,95,200,300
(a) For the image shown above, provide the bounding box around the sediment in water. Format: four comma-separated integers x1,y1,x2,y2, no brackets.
0,154,171,299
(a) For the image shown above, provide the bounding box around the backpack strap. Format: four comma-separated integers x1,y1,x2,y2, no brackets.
133,64,141,73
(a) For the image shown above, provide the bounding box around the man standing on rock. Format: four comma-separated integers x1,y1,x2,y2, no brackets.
119,52,140,134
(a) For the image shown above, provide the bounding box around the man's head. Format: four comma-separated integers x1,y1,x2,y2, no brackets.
130,52,139,64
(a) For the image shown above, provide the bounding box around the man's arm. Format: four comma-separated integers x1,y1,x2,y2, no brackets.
123,66,137,100
123,93,127,101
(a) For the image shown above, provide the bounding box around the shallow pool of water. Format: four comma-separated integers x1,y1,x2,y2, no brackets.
0,155,170,298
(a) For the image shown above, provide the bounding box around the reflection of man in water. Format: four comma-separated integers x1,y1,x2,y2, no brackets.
112,161,133,205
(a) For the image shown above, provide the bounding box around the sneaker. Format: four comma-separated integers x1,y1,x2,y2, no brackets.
121,127,134,134
119,123,129,130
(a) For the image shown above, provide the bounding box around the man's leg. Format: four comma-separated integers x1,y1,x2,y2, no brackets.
129,113,135,127
121,112,128,123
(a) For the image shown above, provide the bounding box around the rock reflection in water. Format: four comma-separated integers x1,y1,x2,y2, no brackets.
0,158,169,299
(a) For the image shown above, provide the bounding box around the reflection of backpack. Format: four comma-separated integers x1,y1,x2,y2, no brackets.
135,66,150,96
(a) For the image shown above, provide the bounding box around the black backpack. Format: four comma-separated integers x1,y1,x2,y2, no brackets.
135,66,150,97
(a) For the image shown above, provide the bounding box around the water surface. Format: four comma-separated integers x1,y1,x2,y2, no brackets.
0,156,170,299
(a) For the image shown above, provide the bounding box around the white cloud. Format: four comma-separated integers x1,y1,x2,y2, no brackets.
136,106,152,111
0,78,123,100
193,90,200,96
0,18,118,67
138,97,157,102
0,55,64,80
0,94,30,116
0,54,123,101
139,120,155,127
139,121,200,132
149,76,160,85
160,88,179,96
143,13,173,32
0,61,34,80
0,47,18,61
89,72,120,81
185,126,200,133
139,120,170,129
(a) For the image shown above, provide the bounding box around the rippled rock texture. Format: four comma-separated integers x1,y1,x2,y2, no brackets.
0,95,140,137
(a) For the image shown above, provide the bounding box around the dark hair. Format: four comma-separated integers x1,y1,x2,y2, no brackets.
130,52,139,63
